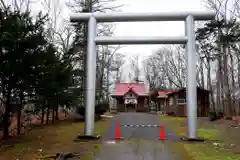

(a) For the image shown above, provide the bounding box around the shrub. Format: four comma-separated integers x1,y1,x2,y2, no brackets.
209,111,217,121
76,102,109,119
167,112,176,116
76,107,85,116
95,102,109,115
209,111,224,121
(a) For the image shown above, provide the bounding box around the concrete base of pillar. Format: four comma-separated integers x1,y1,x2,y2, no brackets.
74,134,101,141
180,136,205,142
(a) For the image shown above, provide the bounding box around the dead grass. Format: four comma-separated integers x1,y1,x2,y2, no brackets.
0,112,68,138
0,118,111,160
160,115,240,160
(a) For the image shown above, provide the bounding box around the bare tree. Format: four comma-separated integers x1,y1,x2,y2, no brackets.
191,0,240,117
143,52,164,89
196,34,216,111
205,0,240,116
65,0,122,106
143,46,186,90
110,52,125,80
129,55,141,83
161,46,186,88
0,0,34,11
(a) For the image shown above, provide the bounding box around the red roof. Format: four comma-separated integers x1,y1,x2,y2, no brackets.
157,90,175,98
112,82,148,97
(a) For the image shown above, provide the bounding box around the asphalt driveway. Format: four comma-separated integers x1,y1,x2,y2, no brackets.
95,113,188,160
104,112,178,141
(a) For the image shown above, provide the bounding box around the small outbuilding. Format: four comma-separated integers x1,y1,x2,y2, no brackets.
149,87,210,117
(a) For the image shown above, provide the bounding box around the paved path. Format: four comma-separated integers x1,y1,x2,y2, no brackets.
104,112,178,140
95,113,189,160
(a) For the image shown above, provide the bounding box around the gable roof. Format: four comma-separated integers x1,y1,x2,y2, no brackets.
167,87,209,96
123,87,138,97
157,90,175,98
111,82,148,97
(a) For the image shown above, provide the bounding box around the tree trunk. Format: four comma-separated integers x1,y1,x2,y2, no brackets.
3,89,11,139
216,70,220,110
229,50,236,115
200,61,205,88
41,104,45,124
17,91,24,135
65,104,69,117
237,56,240,115
46,102,50,124
216,56,222,112
52,105,55,124
55,99,59,120
207,57,215,111
106,64,110,103
223,45,232,117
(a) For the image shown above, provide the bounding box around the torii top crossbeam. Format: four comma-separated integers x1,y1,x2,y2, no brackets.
70,11,215,22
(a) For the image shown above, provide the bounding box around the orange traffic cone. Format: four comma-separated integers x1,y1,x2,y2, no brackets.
159,125,166,141
115,123,124,140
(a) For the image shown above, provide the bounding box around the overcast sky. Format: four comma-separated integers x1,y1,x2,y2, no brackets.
107,0,211,82
112,0,209,58
28,0,211,83
58,0,210,59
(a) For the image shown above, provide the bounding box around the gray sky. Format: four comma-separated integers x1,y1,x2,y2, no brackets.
31,0,210,58
29,0,211,83
113,0,209,58
109,0,210,82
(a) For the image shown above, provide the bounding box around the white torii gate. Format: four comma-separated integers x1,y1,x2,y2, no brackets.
70,11,216,140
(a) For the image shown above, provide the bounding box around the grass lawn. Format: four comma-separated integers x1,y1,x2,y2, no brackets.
0,119,111,160
160,116,240,160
